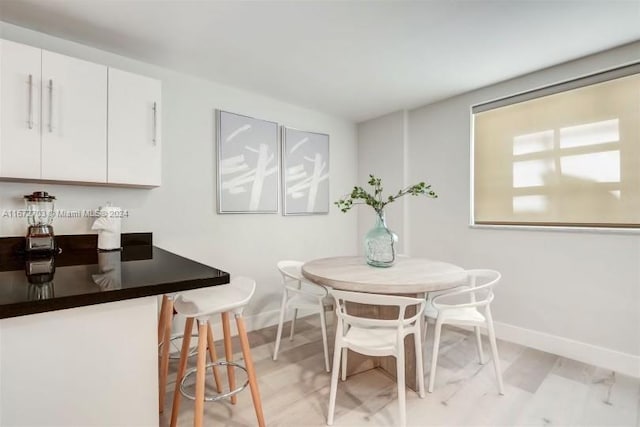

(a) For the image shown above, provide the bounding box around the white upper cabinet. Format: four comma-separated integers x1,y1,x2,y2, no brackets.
0,39,42,179
41,50,107,183
0,39,161,187
108,68,161,186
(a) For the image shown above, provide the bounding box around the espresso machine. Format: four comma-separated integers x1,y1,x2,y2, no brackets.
24,191,57,253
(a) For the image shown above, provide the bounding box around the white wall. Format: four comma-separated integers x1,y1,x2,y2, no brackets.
356,110,409,254
0,22,358,321
361,41,640,376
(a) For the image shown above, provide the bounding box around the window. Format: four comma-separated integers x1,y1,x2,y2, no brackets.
472,64,640,229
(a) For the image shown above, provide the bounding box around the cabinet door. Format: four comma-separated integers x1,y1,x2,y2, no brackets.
108,68,161,186
0,40,42,179
41,50,107,182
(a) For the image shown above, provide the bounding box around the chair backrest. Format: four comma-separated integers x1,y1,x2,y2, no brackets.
277,260,304,283
431,269,501,310
330,289,425,329
277,260,328,298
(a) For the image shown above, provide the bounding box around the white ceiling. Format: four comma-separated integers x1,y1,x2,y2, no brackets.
1,0,639,122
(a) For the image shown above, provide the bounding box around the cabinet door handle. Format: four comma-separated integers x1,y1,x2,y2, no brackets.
48,79,53,133
152,101,157,145
27,74,33,129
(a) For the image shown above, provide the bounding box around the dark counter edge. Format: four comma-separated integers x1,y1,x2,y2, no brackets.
0,275,230,320
0,233,231,319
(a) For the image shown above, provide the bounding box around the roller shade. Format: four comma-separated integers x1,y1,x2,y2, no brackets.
473,64,640,228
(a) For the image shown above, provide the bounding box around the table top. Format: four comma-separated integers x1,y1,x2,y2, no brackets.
0,234,229,319
301,256,466,294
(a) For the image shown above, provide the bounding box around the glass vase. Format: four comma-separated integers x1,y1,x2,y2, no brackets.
364,211,398,268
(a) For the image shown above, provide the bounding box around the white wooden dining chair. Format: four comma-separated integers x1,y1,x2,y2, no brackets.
327,289,425,427
273,260,332,372
423,269,504,394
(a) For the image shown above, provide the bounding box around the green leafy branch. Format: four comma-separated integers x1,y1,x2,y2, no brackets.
335,174,437,215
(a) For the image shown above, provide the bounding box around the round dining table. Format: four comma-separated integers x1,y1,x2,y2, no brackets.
301,255,466,295
301,255,467,391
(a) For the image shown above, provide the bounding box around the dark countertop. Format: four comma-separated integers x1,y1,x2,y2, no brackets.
0,233,230,319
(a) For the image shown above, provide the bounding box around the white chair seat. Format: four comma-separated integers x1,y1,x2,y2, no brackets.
288,293,325,310
424,299,486,323
343,326,399,355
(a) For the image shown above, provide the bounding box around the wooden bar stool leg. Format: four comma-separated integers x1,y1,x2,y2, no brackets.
157,296,167,412
194,320,208,427
206,323,223,393
158,295,169,343
159,297,174,413
221,312,237,404
170,317,194,427
235,313,266,427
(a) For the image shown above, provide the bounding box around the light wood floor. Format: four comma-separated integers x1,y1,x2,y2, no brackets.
160,316,640,426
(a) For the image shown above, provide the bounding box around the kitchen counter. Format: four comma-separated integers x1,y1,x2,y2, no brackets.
0,233,230,319
0,233,230,426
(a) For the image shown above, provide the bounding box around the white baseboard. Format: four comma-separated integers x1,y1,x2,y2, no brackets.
239,308,284,332
493,321,640,378
175,310,640,379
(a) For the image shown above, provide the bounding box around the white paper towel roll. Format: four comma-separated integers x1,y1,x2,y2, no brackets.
91,205,122,250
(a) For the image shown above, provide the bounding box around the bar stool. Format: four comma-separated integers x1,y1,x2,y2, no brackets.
170,277,265,427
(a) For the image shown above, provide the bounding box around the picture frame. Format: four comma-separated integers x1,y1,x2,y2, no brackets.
281,127,330,215
216,110,279,213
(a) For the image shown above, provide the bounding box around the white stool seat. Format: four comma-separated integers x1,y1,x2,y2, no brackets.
174,277,255,318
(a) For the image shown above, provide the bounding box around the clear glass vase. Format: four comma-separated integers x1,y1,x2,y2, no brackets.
364,211,398,268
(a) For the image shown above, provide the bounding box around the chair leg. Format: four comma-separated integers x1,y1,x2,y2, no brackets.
341,348,348,381
422,317,430,365
428,321,442,393
414,330,425,398
396,342,407,427
235,313,266,427
421,315,428,344
486,308,504,395
289,308,298,340
327,338,343,425
475,326,486,365
319,306,330,372
273,292,287,361
159,296,174,413
206,323,223,393
170,317,194,427
194,320,208,427
221,312,237,405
